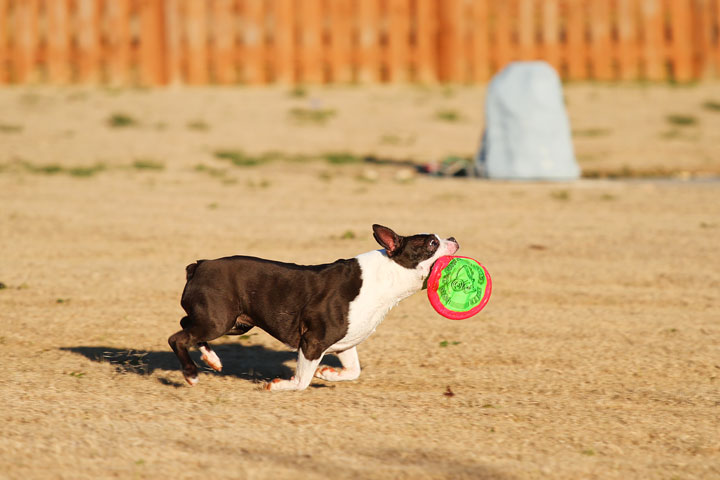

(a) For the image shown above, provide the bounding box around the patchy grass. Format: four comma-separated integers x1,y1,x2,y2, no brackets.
0,123,23,133
439,340,461,347
214,150,268,167
67,164,107,177
18,161,106,177
323,152,363,165
701,100,720,112
194,164,236,184
573,128,611,137
340,230,356,240
187,120,210,131
132,159,165,171
107,113,138,128
550,190,570,201
288,107,336,125
666,114,698,126
288,86,308,98
434,109,462,122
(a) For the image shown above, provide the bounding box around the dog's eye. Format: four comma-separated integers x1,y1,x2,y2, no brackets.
429,238,439,249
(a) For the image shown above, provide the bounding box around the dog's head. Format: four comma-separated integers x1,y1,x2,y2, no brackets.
372,224,459,276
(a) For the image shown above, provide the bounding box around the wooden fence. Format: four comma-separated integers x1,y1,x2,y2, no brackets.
1,0,720,86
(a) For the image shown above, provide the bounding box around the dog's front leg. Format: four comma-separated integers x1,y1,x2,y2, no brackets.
264,349,323,391
315,347,361,382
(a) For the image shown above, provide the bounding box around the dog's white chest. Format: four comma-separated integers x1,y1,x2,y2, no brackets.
330,250,423,352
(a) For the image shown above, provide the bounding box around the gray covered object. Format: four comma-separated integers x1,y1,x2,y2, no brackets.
476,61,580,180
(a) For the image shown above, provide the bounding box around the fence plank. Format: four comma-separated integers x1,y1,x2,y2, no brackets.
140,0,166,85
518,0,535,60
470,0,489,82
185,0,208,84
541,0,560,72
296,0,322,83
47,0,71,83
0,0,7,83
13,0,39,83
386,0,410,83
668,0,693,82
272,0,295,84
107,0,130,86
164,0,182,85
566,0,587,80
329,0,352,83
589,0,613,79
492,1,513,73
76,0,101,83
640,0,665,80
241,0,266,84
617,0,639,81
211,0,235,84
357,0,380,83
695,0,714,78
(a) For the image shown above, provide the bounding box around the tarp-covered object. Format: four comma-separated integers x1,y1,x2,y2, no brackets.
476,61,580,180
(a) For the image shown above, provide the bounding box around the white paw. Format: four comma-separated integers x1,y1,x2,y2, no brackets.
184,374,199,386
263,378,300,391
314,367,359,382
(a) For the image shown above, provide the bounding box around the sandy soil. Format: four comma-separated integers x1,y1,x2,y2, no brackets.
1,85,719,479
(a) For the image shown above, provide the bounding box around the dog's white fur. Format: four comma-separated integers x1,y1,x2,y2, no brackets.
266,235,458,391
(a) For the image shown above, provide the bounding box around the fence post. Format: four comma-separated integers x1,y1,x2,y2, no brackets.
640,0,665,80
492,1,513,74
566,0,587,80
0,0,6,83
329,0,352,83
297,0,323,83
438,0,464,82
414,0,437,83
140,0,167,85
184,0,208,84
541,0,560,72
77,0,100,83
47,0,71,84
107,0,130,86
164,0,182,85
518,0,535,60
589,0,613,80
357,0,380,83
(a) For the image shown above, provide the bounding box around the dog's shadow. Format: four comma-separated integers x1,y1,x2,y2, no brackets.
62,342,342,388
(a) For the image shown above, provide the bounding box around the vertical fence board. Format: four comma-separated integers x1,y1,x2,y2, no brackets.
541,0,560,71
668,0,693,81
470,0,489,82
640,0,665,80
77,0,101,83
47,0,71,83
617,0,639,81
492,1,513,73
211,0,235,84
329,0,352,83
0,0,7,83
438,0,463,82
272,0,295,84
357,0,380,83
566,0,587,80
140,0,166,85
184,0,207,84
297,0,322,83
241,0,266,84
415,0,437,83
695,0,714,77
715,0,720,75
518,0,535,60
13,0,39,83
387,0,410,82
107,0,130,86
589,0,613,79
164,0,181,85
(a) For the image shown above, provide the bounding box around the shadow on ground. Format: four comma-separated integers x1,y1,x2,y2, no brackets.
61,343,342,387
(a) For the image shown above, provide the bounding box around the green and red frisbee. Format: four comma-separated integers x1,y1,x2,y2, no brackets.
427,256,492,320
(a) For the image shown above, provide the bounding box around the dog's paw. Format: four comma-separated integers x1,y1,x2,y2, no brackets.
314,367,359,382
200,350,222,372
184,374,199,386
263,377,300,391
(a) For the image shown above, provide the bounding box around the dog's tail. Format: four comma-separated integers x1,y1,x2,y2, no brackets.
185,260,205,281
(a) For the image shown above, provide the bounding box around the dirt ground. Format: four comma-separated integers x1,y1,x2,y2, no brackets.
1,84,719,479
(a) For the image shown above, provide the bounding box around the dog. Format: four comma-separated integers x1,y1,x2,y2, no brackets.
168,224,459,391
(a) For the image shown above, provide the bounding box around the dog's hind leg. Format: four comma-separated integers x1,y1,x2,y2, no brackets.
168,319,201,386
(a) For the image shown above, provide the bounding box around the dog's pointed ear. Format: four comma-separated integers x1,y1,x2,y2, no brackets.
372,224,402,256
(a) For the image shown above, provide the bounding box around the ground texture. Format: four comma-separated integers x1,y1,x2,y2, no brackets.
1,85,719,479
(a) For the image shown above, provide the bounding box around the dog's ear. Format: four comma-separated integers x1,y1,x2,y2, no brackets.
372,224,402,256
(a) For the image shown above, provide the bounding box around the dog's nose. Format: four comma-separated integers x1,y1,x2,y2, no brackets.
447,237,459,251
448,237,456,243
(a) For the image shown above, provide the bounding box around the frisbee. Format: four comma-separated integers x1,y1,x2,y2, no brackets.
426,256,492,320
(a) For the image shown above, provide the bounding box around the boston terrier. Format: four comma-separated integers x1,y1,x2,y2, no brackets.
168,224,459,391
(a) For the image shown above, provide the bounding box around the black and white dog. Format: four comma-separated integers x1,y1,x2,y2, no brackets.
169,224,459,391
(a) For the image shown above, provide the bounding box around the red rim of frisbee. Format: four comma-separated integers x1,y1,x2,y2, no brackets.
427,255,492,320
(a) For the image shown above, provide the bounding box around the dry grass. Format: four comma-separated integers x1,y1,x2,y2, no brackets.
0,85,719,479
